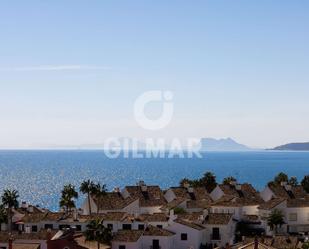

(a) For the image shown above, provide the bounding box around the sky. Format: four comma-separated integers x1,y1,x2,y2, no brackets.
0,0,308,149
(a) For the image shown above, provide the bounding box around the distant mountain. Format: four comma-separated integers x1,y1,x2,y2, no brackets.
200,138,252,151
272,142,309,151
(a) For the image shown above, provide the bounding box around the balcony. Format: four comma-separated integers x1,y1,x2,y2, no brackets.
210,234,221,241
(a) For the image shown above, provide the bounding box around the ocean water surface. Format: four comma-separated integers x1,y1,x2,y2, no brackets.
0,150,308,211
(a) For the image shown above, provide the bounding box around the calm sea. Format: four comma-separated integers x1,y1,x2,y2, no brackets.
0,150,308,211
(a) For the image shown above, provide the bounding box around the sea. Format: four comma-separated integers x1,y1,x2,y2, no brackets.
0,150,308,211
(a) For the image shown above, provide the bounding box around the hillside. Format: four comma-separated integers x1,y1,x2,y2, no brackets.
272,142,309,151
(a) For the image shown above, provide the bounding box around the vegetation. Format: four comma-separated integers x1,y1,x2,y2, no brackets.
59,184,78,214
267,209,284,234
1,189,19,232
222,176,237,185
179,171,217,192
288,176,298,186
0,204,8,225
301,175,309,193
302,242,309,249
268,172,299,187
84,219,112,249
173,207,187,214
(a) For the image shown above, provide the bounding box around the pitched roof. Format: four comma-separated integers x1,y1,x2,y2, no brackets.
204,213,233,225
136,213,169,222
258,198,286,210
243,236,300,249
112,230,143,242
12,244,40,249
174,219,205,231
0,230,57,242
125,186,166,207
268,184,306,199
93,192,137,211
143,225,175,237
214,184,263,206
170,187,212,202
268,184,309,208
103,212,132,222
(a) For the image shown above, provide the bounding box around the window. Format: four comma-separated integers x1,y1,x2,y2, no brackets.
75,225,82,231
181,233,188,240
157,225,163,229
212,227,220,240
44,224,53,230
119,246,126,249
289,213,297,221
107,224,113,230
122,224,132,230
32,225,38,232
138,224,145,230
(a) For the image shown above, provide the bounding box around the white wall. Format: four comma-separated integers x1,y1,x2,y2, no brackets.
167,222,206,249
112,239,142,249
142,235,174,249
260,187,274,202
164,189,177,203
210,186,224,201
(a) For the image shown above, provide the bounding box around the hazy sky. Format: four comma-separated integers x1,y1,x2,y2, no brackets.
0,0,308,148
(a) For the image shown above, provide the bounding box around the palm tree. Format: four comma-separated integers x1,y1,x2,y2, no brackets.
301,175,309,193
80,180,97,215
199,171,217,192
84,219,112,249
1,189,19,232
267,209,284,234
223,176,237,185
59,184,78,214
0,204,8,230
93,183,107,214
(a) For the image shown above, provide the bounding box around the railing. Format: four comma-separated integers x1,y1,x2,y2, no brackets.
210,234,221,241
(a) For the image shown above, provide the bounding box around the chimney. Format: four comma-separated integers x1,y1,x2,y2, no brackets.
27,205,34,213
8,234,13,249
113,187,120,193
230,180,237,186
73,209,78,221
138,180,145,186
21,202,28,209
187,187,194,193
254,236,259,249
141,185,147,192
203,209,209,218
183,182,190,189
284,184,292,191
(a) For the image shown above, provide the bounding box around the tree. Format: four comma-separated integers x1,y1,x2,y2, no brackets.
0,204,8,226
288,176,298,187
301,175,309,193
93,183,107,214
199,172,217,192
84,219,112,249
223,176,237,185
173,207,187,214
2,189,19,232
59,184,78,214
80,180,96,215
273,172,288,185
302,242,309,249
267,209,284,234
179,178,191,187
